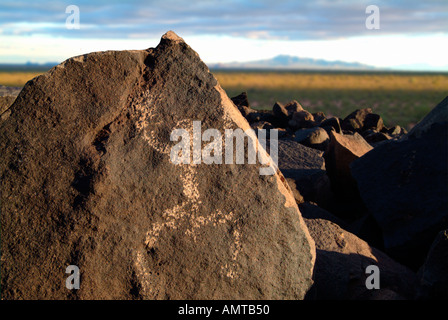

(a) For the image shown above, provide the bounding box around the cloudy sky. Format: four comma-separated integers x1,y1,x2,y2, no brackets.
1,0,447,70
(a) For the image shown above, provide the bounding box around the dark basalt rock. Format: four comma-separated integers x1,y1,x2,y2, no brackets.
341,108,383,133
417,229,448,299
351,97,448,270
304,217,417,300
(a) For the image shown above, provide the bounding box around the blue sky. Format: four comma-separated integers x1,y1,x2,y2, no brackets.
1,0,447,70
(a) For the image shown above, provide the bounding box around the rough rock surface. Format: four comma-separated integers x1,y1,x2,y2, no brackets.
341,108,383,133
417,230,448,299
312,112,326,126
284,100,303,116
319,117,341,134
0,86,22,116
362,130,391,146
325,131,373,181
351,97,448,269
299,202,347,229
0,31,315,300
230,92,254,118
304,217,417,300
271,140,333,209
289,110,315,130
272,101,289,127
407,96,448,139
294,127,329,151
0,85,22,97
0,96,16,117
274,139,325,173
386,125,407,137
324,131,372,199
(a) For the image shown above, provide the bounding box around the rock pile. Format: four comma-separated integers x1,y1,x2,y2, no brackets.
237,91,447,300
351,96,448,270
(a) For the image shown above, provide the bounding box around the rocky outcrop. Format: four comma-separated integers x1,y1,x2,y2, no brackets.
270,140,333,208
304,217,417,300
407,96,448,139
0,31,315,300
351,97,448,269
417,230,448,299
323,131,372,202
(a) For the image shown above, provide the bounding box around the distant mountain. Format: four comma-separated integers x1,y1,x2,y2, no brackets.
210,55,377,71
0,62,58,72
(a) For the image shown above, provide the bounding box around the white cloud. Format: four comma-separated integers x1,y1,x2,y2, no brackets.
186,33,448,70
0,32,447,71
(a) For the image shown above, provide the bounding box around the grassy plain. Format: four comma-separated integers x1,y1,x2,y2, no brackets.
215,70,448,129
0,72,43,87
1,70,447,129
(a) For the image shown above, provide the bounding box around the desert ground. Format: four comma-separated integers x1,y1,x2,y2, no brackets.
1,70,447,130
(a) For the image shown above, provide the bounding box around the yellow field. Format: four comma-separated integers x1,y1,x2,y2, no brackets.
215,72,448,91
1,71,447,129
0,72,43,87
214,71,448,129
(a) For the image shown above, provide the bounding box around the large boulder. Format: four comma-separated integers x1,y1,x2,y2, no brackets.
0,31,315,300
271,140,333,209
407,96,448,138
350,97,448,269
323,131,373,219
304,217,417,300
325,131,373,184
417,230,448,299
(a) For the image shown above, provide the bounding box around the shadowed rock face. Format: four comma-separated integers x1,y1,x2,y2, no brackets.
351,97,448,269
0,31,315,300
417,229,448,299
303,217,417,300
